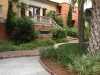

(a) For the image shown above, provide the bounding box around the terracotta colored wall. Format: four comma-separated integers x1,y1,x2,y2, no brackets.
72,7,78,29
57,3,69,25
0,23,54,41
56,3,78,29
0,23,8,41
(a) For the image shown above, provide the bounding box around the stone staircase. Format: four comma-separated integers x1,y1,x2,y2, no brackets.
29,15,62,29
29,15,62,40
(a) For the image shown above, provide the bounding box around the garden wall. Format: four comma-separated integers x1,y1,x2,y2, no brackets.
0,23,53,41
34,25,54,31
0,23,8,41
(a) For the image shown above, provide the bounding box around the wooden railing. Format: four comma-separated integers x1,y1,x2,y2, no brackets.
29,15,62,29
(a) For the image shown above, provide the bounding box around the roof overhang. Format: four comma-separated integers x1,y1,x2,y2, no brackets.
19,0,49,9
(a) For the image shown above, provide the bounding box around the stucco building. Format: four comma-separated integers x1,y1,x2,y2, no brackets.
0,0,78,41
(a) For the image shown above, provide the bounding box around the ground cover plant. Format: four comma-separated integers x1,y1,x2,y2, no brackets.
0,39,68,52
40,43,87,65
40,43,100,75
0,40,56,52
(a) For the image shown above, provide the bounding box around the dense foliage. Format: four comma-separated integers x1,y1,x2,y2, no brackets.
84,8,91,24
12,17,35,44
0,40,56,52
46,10,56,20
40,43,87,67
46,10,64,27
6,6,15,36
84,26,90,41
68,53,100,75
67,5,72,28
65,27,79,38
55,17,64,27
50,28,67,40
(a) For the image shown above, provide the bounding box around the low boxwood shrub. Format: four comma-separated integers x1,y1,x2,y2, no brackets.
12,17,35,44
65,27,79,38
55,38,68,43
50,28,67,40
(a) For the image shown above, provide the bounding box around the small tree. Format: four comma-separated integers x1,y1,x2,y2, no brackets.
6,6,15,37
67,5,72,28
12,17,35,44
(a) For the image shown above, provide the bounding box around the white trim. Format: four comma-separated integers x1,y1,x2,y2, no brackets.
20,0,49,9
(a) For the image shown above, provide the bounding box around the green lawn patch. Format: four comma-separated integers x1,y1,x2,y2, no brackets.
59,43,87,56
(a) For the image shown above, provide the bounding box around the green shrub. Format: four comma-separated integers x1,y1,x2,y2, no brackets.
55,17,64,27
68,53,100,75
46,10,64,27
84,26,90,41
65,27,79,38
55,38,68,43
12,17,35,44
57,47,74,67
40,47,57,60
46,10,56,20
0,42,15,52
50,28,67,40
43,40,56,46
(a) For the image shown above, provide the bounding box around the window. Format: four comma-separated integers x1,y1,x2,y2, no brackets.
58,6,61,13
43,9,46,16
29,6,40,16
72,20,75,27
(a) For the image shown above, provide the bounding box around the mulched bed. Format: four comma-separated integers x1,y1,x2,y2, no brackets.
41,58,77,75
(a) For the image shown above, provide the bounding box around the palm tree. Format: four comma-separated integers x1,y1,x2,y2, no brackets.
87,0,100,54
72,0,100,54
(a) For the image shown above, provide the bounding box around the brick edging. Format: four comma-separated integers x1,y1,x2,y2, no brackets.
0,51,39,59
39,59,56,75
0,54,39,59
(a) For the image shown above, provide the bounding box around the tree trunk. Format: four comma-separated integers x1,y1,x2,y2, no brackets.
78,1,84,48
87,0,100,54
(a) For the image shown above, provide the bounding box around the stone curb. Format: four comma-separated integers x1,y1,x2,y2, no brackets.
39,59,56,75
54,42,68,48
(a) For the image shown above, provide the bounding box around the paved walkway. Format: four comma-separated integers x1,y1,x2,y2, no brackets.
0,56,50,75
0,38,79,75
